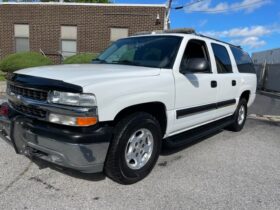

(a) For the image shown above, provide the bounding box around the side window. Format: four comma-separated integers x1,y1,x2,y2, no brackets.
180,39,211,73
211,43,232,73
230,46,255,73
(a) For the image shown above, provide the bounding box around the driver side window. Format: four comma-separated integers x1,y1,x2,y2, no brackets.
180,39,211,73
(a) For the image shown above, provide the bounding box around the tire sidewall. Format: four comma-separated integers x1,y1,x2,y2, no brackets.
116,116,161,182
234,98,248,130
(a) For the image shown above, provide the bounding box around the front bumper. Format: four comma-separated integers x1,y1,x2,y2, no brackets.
0,112,112,173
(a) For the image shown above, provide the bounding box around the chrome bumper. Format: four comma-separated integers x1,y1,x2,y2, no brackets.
0,116,111,173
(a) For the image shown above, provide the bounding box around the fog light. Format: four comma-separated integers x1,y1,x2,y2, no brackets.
49,113,97,127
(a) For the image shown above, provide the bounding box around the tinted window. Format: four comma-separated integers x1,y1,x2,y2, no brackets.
230,46,255,73
211,43,232,73
95,36,182,69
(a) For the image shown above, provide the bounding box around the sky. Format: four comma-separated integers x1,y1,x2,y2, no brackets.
115,0,280,54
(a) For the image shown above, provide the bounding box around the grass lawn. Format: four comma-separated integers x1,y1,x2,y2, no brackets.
0,72,6,81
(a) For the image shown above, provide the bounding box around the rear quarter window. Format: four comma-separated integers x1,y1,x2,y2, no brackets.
211,43,233,73
230,46,256,74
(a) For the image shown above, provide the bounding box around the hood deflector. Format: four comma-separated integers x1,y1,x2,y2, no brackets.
7,73,83,93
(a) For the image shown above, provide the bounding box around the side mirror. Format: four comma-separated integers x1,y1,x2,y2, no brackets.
180,58,209,73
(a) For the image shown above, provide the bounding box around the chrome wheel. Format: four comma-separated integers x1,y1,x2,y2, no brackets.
125,128,154,170
238,105,245,125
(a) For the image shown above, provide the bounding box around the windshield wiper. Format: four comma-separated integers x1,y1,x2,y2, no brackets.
111,60,140,66
92,58,107,64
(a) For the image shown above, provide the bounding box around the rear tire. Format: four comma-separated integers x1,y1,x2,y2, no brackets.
105,112,162,184
227,98,248,132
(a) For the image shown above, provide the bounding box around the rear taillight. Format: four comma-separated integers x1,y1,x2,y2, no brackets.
0,103,9,117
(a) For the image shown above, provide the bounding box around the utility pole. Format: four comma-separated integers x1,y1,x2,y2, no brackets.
165,0,172,30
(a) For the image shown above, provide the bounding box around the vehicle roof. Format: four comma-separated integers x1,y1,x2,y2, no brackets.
132,28,242,49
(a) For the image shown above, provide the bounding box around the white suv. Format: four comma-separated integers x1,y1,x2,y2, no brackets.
0,29,256,184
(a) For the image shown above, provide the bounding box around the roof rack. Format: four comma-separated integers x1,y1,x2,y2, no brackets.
164,28,196,34
196,34,241,48
134,28,196,36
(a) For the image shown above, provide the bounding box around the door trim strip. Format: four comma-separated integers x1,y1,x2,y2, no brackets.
176,99,236,119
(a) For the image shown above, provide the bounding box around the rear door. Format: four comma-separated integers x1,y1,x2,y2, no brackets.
210,43,239,118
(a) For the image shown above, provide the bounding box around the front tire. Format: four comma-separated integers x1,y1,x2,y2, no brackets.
227,98,248,132
105,112,162,184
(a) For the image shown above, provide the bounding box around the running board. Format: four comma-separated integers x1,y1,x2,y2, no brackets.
164,116,234,148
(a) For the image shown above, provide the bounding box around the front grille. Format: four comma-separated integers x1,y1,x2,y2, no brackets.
8,83,48,101
10,102,47,118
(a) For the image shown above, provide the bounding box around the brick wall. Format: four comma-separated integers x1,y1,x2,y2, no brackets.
0,3,166,63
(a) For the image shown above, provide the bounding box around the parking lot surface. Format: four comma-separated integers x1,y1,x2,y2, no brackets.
0,94,279,210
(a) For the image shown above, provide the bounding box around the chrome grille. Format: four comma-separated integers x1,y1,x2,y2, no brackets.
8,83,48,101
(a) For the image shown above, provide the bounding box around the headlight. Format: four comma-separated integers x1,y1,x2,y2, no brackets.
48,91,97,107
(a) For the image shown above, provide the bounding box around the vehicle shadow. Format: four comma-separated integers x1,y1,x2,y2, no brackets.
30,157,106,182
160,129,223,156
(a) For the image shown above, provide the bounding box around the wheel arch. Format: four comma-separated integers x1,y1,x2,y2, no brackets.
240,90,251,103
113,102,167,136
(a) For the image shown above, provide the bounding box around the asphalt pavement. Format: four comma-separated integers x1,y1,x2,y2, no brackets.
0,94,279,210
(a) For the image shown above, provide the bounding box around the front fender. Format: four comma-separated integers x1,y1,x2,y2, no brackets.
98,92,170,121
82,69,175,122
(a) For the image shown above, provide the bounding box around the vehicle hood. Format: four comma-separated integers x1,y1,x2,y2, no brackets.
16,64,161,87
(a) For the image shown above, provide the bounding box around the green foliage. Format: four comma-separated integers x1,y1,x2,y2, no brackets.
0,52,53,73
76,0,110,2
0,72,6,81
63,53,99,64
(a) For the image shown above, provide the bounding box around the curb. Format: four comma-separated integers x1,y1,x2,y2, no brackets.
257,91,280,100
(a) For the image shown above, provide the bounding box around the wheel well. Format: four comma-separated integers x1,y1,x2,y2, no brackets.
240,90,250,103
113,102,167,136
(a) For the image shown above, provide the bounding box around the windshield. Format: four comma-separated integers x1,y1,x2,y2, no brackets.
94,36,183,68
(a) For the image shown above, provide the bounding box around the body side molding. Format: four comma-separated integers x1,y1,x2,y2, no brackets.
176,99,236,119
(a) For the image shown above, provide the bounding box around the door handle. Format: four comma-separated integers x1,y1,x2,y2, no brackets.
211,80,217,88
232,80,236,86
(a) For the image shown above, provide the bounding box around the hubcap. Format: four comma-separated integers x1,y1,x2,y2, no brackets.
238,105,245,125
125,128,154,170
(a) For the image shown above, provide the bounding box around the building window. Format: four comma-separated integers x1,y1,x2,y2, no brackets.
61,26,77,58
110,28,129,42
14,24,30,52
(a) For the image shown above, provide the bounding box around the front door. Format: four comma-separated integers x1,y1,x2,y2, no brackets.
172,39,219,133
